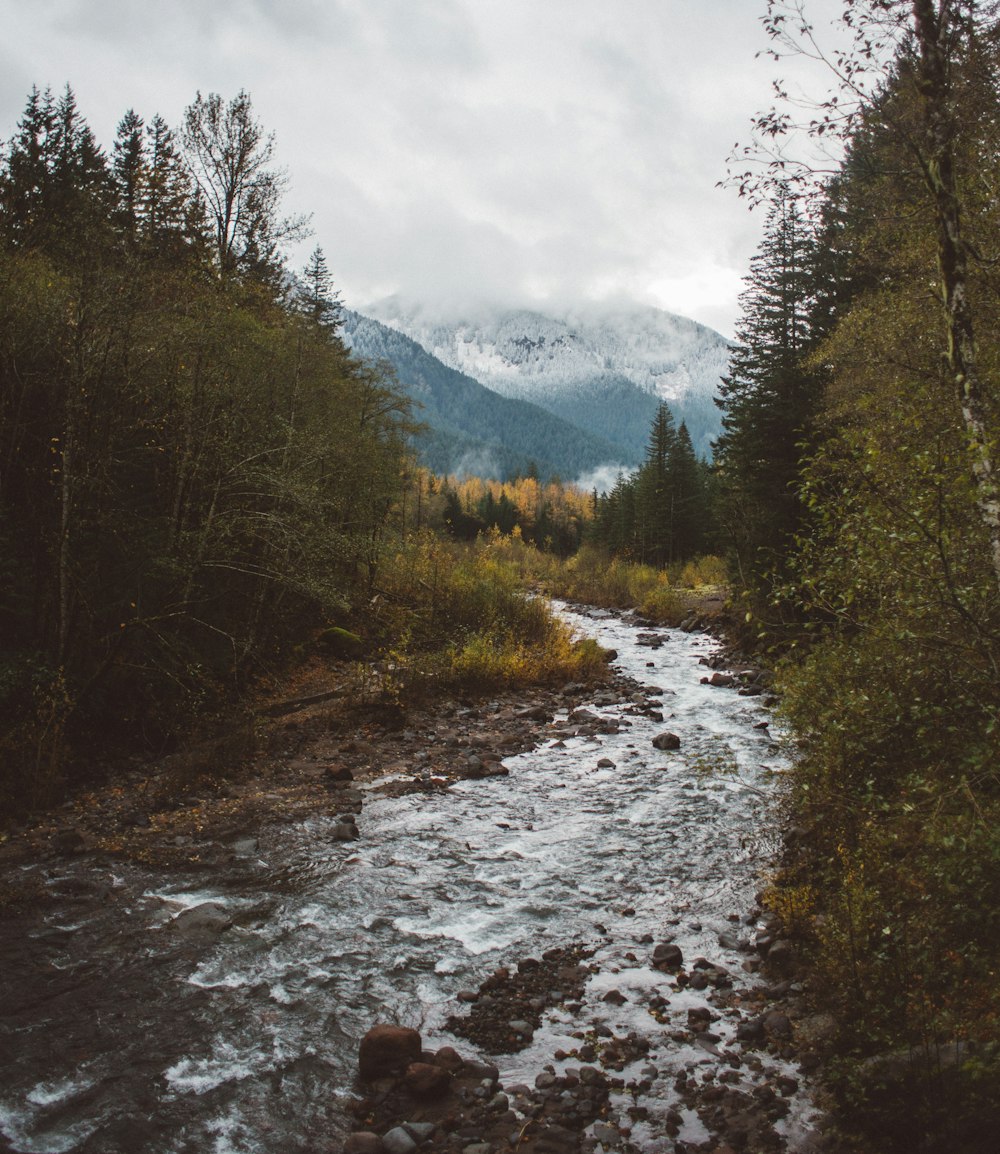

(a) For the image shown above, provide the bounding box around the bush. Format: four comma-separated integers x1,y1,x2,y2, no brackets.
366,530,611,695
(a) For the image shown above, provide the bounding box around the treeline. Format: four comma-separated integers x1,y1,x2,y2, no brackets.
430,408,716,568
590,405,712,565
718,3,1000,1148
0,86,411,812
437,470,592,556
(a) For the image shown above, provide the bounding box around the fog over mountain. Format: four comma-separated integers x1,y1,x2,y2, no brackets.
341,310,630,482
362,297,729,461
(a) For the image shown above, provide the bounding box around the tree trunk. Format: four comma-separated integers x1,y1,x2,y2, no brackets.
912,0,1000,591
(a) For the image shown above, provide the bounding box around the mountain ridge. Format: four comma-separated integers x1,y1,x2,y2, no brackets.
362,296,729,459
341,310,633,481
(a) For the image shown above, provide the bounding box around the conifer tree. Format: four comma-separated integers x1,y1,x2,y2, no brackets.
112,109,145,245
714,184,820,589
635,402,678,566
1,85,55,247
669,421,706,561
298,245,342,331
142,114,195,259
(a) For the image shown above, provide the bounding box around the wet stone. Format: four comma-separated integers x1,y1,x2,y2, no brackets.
652,942,683,970
344,1133,384,1154
359,1025,422,1079
381,1127,418,1154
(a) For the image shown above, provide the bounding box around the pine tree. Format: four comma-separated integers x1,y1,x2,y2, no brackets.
0,85,55,247
298,245,342,331
48,86,111,254
669,421,706,562
714,184,820,589
112,109,145,245
632,403,674,565
142,115,195,260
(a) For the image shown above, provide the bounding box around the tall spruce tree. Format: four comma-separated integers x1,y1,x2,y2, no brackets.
142,114,195,260
298,245,342,331
635,402,678,566
714,184,820,591
112,109,145,245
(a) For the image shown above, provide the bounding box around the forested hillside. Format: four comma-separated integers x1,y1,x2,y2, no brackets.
716,2,1000,1147
0,87,412,812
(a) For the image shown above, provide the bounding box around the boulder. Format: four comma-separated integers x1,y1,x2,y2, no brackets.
52,828,86,854
652,942,683,971
317,626,366,659
403,1061,452,1100
652,732,681,751
359,1024,422,1079
380,1127,417,1154
764,1010,793,1039
434,1045,465,1073
332,820,360,842
171,902,233,937
765,939,796,975
736,1016,766,1044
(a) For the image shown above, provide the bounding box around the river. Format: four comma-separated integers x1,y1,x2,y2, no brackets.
0,604,818,1153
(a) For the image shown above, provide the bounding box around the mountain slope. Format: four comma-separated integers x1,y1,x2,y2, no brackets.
341,310,632,479
363,298,730,459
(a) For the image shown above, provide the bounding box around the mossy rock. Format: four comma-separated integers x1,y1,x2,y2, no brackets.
317,627,366,660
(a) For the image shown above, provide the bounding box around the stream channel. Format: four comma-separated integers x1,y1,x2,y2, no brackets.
0,604,820,1154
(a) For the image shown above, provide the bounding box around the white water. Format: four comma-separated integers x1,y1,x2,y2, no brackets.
0,604,817,1153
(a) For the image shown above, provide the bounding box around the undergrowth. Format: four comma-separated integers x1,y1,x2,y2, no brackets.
360,530,610,697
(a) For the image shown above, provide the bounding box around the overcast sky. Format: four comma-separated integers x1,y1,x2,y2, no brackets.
0,0,849,337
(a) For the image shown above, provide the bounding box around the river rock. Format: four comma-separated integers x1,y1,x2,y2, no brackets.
736,1016,766,1043
170,902,233,936
404,1123,437,1142
403,1061,452,1099
434,1045,465,1073
344,1133,384,1154
765,939,796,975
516,704,551,721
52,828,86,854
332,819,360,841
359,1024,422,1079
380,1126,417,1154
652,732,681,751
764,1010,793,1039
708,672,736,687
652,942,683,970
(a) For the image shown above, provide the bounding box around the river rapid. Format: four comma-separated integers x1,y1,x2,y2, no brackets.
0,604,819,1154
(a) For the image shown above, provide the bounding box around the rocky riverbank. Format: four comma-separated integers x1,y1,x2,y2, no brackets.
0,664,636,893
343,916,835,1154
0,601,838,1154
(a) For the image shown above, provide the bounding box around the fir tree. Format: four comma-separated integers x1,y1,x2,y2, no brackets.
298,245,342,331
714,184,820,589
112,109,145,245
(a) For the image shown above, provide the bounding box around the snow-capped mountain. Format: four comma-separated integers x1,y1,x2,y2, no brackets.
341,310,627,480
362,297,730,459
